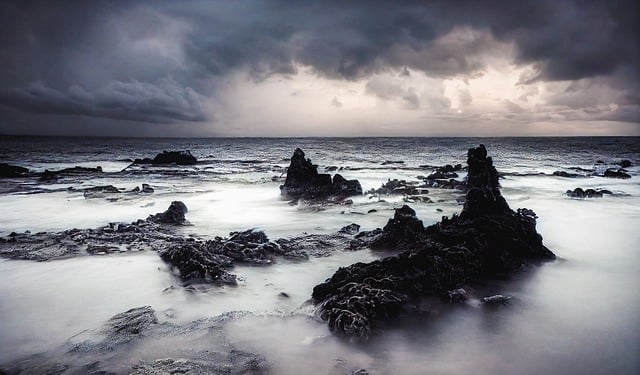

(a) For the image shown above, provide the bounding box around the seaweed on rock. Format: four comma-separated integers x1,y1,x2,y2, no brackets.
312,144,556,340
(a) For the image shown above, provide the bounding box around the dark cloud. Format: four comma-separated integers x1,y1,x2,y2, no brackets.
0,0,637,131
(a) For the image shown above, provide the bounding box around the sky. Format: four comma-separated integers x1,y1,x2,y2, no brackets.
0,0,638,137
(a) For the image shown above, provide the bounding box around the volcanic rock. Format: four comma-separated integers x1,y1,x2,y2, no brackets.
147,201,188,224
280,148,362,199
312,144,555,340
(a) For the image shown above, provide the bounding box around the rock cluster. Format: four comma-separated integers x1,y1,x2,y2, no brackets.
312,144,555,340
280,148,362,199
566,187,613,198
0,162,28,178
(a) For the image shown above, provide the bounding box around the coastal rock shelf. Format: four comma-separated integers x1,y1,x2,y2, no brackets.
312,145,556,340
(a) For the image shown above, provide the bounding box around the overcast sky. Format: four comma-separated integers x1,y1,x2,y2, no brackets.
0,0,638,137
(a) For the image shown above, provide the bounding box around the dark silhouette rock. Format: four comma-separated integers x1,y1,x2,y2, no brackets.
147,201,188,224
566,188,612,198
133,150,197,165
280,148,362,199
160,243,237,285
312,144,555,340
81,185,121,199
0,163,28,178
367,179,424,196
603,168,631,179
339,223,361,235
552,171,582,178
618,159,632,168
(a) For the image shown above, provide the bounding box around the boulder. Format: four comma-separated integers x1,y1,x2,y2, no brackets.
566,188,612,198
280,148,362,199
147,201,188,224
312,144,555,340
0,163,28,178
618,159,632,168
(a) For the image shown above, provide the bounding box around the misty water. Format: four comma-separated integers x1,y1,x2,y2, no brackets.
0,137,639,374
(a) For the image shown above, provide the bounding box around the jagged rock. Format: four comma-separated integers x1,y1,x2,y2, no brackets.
603,168,631,179
367,179,424,196
447,288,467,303
147,201,188,224
280,148,362,199
0,162,28,178
160,242,237,285
81,185,121,199
312,144,555,340
566,188,612,198
367,205,427,250
480,294,512,305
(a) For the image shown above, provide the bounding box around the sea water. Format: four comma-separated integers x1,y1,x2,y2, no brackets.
0,136,638,374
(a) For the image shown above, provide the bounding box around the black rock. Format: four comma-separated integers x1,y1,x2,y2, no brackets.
603,168,631,179
367,179,423,196
618,159,632,168
81,185,121,199
160,243,237,285
0,163,28,178
134,150,197,165
566,188,612,198
280,148,362,199
312,144,555,340
147,201,188,224
339,223,361,235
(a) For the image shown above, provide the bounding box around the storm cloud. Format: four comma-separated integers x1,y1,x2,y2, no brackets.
0,0,637,135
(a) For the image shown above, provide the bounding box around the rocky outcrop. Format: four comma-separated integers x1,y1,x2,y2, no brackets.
280,148,362,199
0,163,28,178
134,150,197,165
566,187,613,198
312,144,555,340
147,201,188,224
0,202,190,261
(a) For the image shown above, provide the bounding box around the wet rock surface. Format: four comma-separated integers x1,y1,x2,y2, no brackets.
0,202,190,261
603,168,631,179
280,148,362,200
39,166,104,182
0,163,29,178
312,144,556,340
566,187,613,198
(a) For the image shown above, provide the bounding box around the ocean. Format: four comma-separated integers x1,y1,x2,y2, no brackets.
0,136,639,374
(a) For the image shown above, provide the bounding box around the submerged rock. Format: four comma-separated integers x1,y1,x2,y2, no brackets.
106,306,158,338
280,148,362,199
0,162,29,178
312,144,555,340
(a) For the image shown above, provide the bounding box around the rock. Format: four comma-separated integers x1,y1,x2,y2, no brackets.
280,148,362,199
448,288,467,303
147,201,188,224
160,243,237,285
339,223,361,235
552,171,582,178
39,166,103,181
279,292,290,298
81,185,121,199
367,205,427,250
133,150,197,165
603,168,631,179
141,183,154,193
480,294,512,305
566,188,612,198
367,179,424,196
0,162,28,178
312,145,555,340
381,160,405,165
105,306,158,337
618,159,632,168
